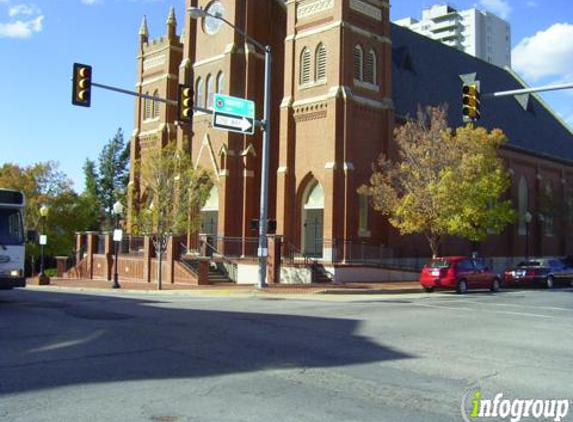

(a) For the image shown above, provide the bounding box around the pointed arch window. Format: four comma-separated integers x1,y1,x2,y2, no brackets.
144,91,151,119
315,43,327,81
152,89,160,118
196,77,204,109
300,47,311,85
206,74,214,109
216,71,225,94
365,49,377,84
518,176,529,235
354,44,363,81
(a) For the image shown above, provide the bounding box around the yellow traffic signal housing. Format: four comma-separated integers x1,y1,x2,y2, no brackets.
462,82,481,122
178,84,194,122
72,63,92,107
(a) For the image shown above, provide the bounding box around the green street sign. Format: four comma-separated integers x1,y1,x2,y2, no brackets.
212,94,255,135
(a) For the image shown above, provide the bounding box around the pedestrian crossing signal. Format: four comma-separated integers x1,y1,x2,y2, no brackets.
72,63,92,107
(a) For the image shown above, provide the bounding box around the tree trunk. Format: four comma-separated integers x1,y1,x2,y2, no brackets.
427,234,441,259
156,242,163,291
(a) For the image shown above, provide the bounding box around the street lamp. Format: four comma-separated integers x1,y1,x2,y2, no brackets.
112,200,124,289
39,205,49,277
188,6,271,288
524,211,532,259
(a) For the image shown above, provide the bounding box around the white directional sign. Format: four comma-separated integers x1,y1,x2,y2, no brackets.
212,94,255,135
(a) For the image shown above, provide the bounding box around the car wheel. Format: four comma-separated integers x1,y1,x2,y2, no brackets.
457,279,468,294
546,275,555,289
423,286,434,293
490,278,500,293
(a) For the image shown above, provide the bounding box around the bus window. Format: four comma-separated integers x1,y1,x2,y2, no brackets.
0,209,24,245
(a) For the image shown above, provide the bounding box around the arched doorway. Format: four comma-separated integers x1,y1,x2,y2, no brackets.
201,185,219,235
302,181,324,257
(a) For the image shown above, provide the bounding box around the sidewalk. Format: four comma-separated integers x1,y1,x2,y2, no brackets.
29,278,422,295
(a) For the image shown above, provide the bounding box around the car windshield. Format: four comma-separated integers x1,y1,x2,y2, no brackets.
427,259,451,268
516,261,542,267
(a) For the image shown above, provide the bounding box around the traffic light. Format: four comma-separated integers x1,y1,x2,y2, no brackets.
72,63,92,107
462,82,481,122
178,84,194,122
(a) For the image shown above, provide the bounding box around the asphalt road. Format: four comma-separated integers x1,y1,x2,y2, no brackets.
1,287,573,422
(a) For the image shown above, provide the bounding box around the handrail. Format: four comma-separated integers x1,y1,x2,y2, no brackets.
203,239,238,282
286,242,335,282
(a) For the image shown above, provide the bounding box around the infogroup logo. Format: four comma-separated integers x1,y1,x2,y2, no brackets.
461,386,570,422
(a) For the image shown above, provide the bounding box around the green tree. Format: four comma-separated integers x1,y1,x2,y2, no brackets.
360,106,515,257
0,162,96,272
96,128,130,228
133,142,213,289
80,158,100,230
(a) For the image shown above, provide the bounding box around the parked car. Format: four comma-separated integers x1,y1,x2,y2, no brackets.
503,258,573,288
419,256,501,294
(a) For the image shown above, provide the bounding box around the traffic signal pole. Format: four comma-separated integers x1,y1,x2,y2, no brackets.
89,81,214,115
482,82,573,99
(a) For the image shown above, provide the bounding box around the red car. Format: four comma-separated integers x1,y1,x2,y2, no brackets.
419,256,501,294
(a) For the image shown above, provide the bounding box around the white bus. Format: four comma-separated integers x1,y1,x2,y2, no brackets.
0,188,26,289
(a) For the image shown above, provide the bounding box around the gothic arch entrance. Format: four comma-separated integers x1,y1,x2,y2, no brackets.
201,185,219,235
302,180,324,257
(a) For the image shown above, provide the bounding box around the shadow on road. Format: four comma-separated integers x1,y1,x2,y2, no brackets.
0,289,414,395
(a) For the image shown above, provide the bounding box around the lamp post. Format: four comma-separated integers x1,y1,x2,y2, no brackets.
39,205,49,277
112,200,124,289
188,6,271,288
524,211,532,259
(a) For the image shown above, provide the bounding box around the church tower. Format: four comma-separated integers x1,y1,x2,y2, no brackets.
128,8,184,229
276,0,394,260
187,0,286,251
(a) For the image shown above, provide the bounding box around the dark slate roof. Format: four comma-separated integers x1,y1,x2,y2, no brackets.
391,23,573,163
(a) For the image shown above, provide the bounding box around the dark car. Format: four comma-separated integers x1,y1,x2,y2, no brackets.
420,256,501,294
503,258,573,289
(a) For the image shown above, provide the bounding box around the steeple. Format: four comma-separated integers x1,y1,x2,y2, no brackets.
139,15,149,43
166,6,177,39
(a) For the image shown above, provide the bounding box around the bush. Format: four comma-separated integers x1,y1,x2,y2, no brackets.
44,268,58,278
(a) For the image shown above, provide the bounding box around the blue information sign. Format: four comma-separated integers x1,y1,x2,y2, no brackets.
212,94,255,135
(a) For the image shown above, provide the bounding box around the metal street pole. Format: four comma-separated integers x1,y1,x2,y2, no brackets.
40,215,45,276
112,212,121,289
257,46,272,289
482,82,573,99
525,222,530,260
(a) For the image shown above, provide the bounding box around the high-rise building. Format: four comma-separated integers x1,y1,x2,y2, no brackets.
394,3,511,68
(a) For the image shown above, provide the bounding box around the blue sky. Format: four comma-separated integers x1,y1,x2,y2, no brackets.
1,0,572,192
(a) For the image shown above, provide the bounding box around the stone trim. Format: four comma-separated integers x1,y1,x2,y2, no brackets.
193,53,227,69
353,79,380,92
137,44,183,58
136,73,178,88
297,0,334,20
143,54,166,71
349,0,382,21
286,20,391,44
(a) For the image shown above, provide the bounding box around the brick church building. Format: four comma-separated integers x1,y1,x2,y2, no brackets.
127,0,573,280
